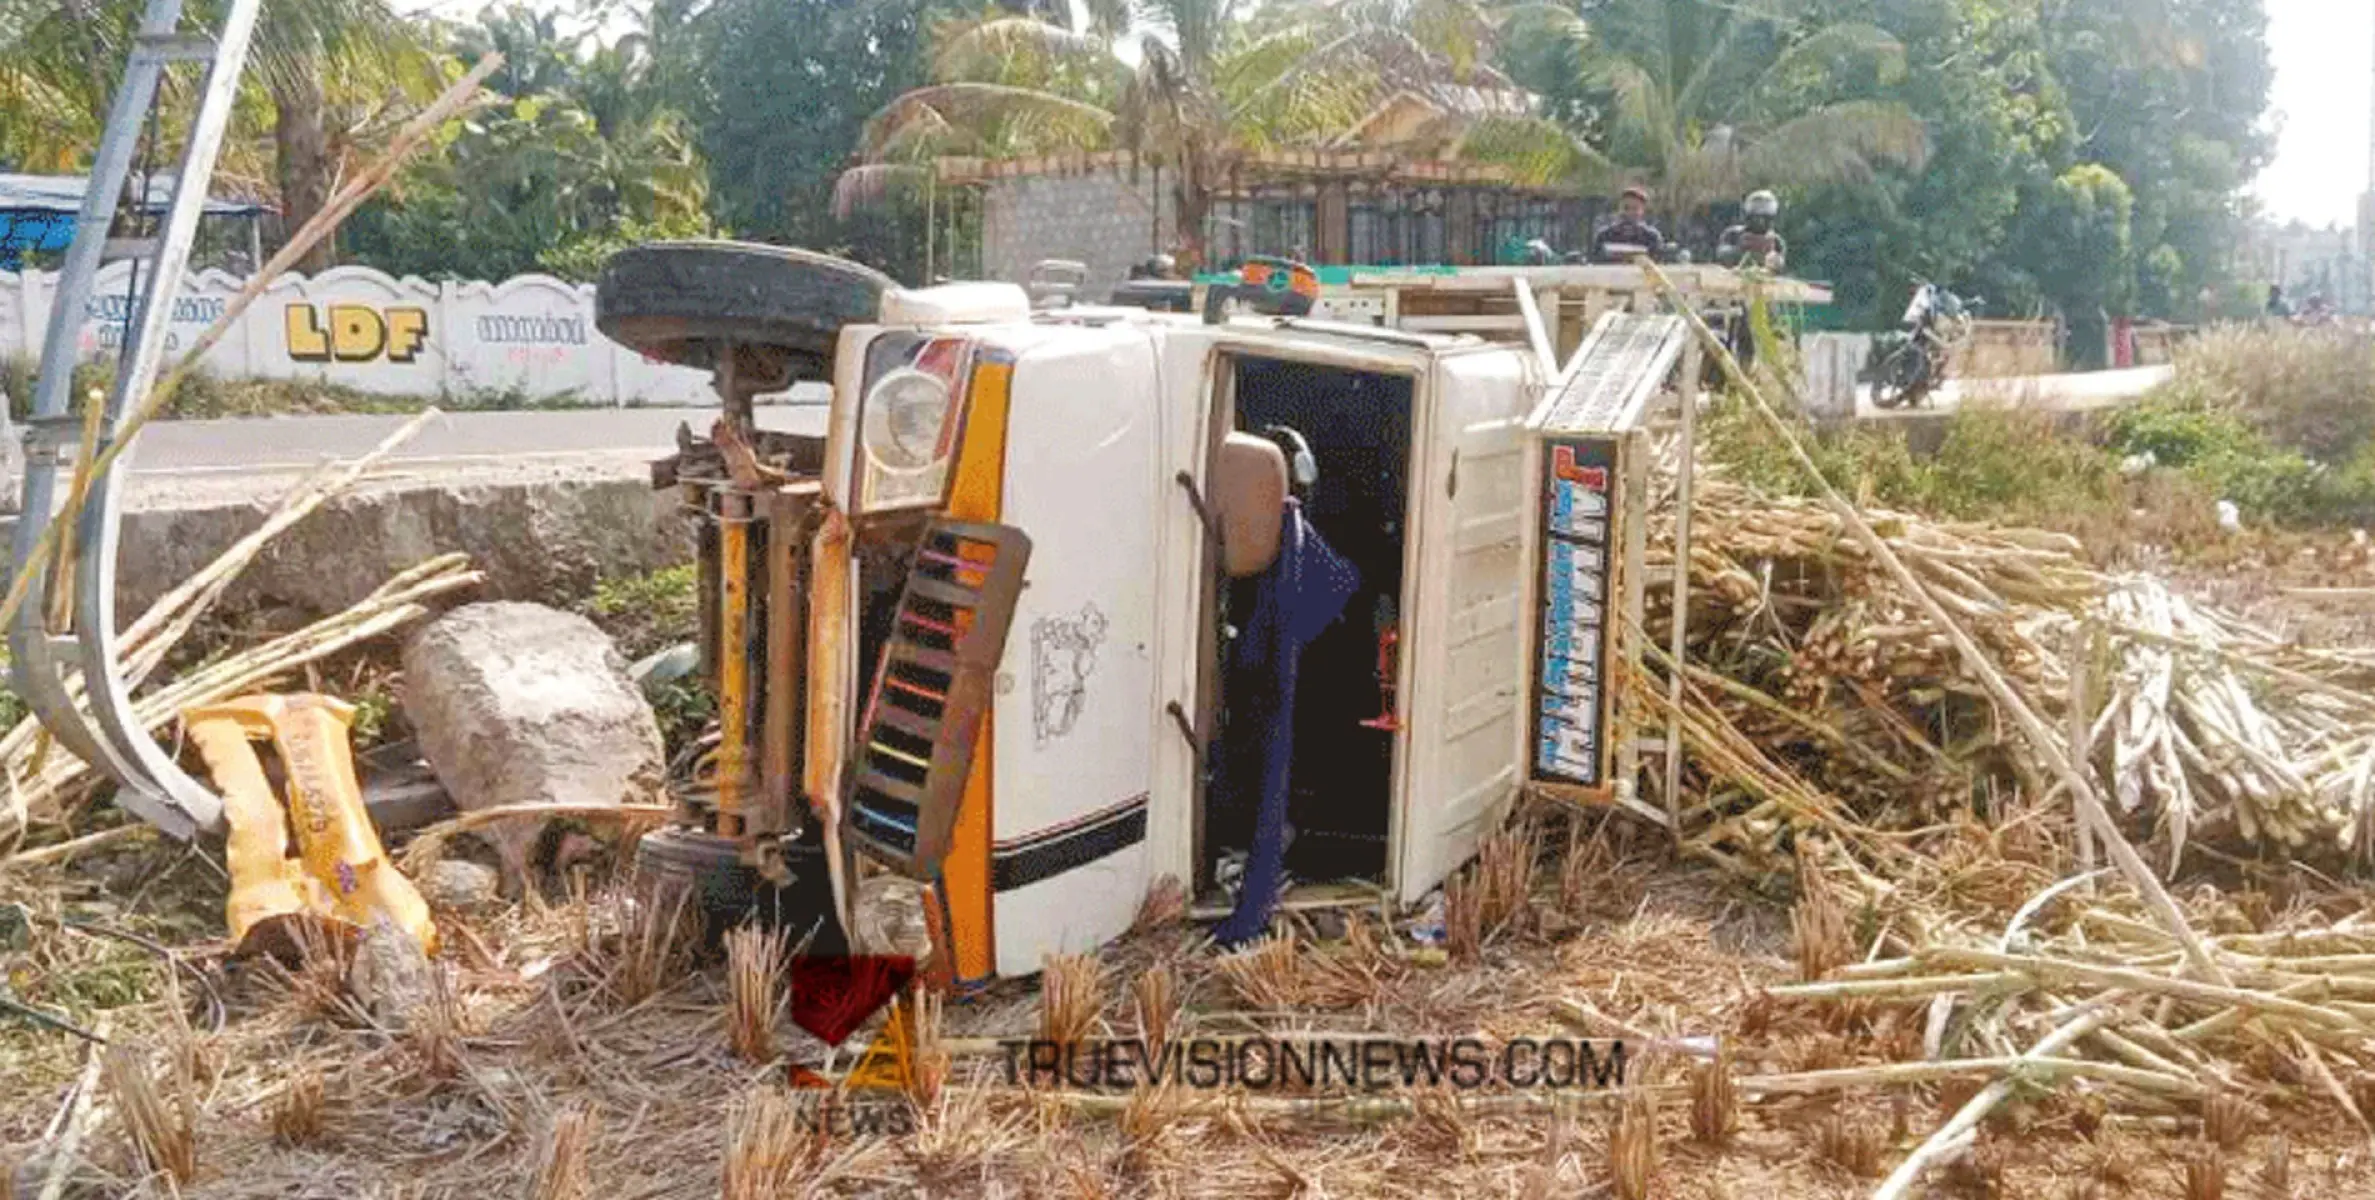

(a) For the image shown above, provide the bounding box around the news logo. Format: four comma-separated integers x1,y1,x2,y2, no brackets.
784,954,917,1097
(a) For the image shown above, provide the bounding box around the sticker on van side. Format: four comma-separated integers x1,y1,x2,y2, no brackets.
1531,438,1620,786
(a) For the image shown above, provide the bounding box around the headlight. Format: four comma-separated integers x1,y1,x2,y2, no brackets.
851,872,935,963
853,334,974,513
862,368,954,471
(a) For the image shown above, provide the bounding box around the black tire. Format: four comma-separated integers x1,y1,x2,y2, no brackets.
595,240,895,383
634,824,847,954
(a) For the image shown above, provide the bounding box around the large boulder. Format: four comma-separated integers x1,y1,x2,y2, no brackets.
401,601,665,892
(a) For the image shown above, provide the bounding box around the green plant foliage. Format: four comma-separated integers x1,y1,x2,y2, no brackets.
1538,0,1929,225
1918,405,2123,523
340,85,711,281
536,210,720,282
691,0,941,280
2140,325,2375,464
585,564,699,660
2105,326,2375,529
580,564,711,753
1755,0,2270,336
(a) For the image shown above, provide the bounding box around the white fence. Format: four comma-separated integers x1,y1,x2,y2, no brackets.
0,264,722,405
1800,332,1873,422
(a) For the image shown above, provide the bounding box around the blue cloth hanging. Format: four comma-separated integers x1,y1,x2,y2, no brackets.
1213,498,1359,948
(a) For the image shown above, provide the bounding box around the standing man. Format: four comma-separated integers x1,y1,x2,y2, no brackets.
1591,186,1666,263
1716,190,1787,271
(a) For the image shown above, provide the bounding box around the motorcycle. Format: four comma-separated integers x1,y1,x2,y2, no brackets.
1869,281,1977,410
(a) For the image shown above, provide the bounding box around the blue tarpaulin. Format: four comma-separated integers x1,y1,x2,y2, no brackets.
1212,499,1360,948
0,173,269,270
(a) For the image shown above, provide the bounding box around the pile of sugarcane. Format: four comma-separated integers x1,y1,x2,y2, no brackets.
2094,579,2375,862
1769,847,2375,1196
1643,473,2375,874
1621,266,2375,1187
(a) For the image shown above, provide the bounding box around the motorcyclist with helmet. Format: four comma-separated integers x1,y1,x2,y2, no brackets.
1711,189,1786,376
1128,254,1180,281
1716,191,1787,272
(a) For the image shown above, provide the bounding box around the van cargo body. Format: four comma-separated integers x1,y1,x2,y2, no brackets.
815,311,1541,982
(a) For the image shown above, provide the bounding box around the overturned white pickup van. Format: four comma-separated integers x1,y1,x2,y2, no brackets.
598,244,1683,990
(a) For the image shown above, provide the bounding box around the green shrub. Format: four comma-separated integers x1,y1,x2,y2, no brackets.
1701,391,1929,504
2156,324,2375,463
584,564,700,660
1706,398,2121,527
644,676,717,757
1916,407,2123,526
0,676,24,734
2109,382,2375,530
581,565,709,754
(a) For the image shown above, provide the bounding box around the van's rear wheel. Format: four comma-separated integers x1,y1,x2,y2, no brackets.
595,241,894,389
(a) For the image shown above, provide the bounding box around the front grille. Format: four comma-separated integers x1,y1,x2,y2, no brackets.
845,520,1031,873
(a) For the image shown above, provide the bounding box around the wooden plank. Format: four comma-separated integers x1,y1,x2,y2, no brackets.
1190,881,1390,921
1513,277,1557,375
1401,314,1527,333
1344,264,1831,306
1530,780,1672,829
1662,338,1701,846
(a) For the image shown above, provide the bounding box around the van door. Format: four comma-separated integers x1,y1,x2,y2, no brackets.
985,327,1163,977
1394,346,1537,903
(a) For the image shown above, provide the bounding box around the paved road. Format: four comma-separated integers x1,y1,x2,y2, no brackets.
88,362,2167,479
1857,364,2172,418
123,401,830,476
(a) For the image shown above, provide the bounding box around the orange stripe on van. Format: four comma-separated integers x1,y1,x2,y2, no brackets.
936,355,1012,988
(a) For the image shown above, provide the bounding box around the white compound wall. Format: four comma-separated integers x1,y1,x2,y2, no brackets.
0,264,723,405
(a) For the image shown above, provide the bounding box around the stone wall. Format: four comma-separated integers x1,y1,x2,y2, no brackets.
1800,333,1874,423
980,171,1173,298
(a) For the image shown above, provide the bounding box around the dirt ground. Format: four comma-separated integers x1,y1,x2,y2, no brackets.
6,808,2374,1200
2141,528,2375,647
3,525,2371,1199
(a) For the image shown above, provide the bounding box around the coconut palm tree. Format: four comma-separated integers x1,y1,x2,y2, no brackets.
0,0,439,271
571,0,707,140
1566,0,1927,224
453,3,585,104
838,0,1579,269
253,0,441,271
